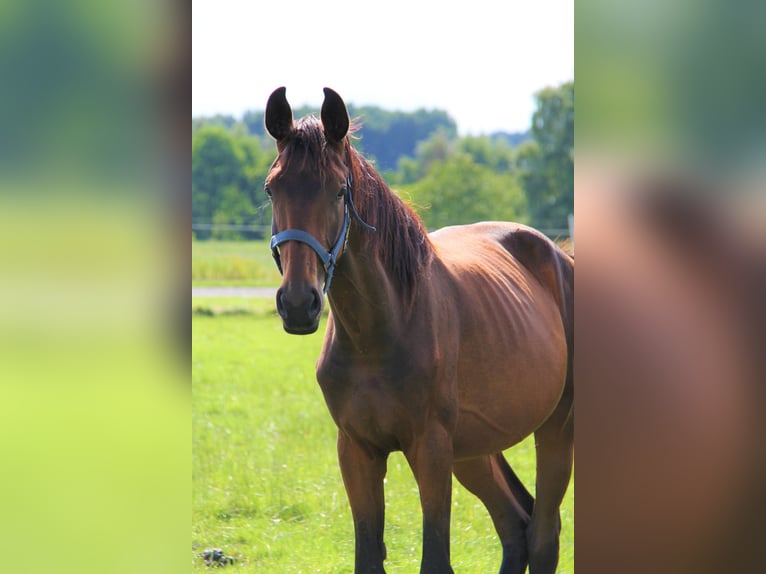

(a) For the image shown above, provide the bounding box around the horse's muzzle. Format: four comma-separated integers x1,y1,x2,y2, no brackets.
276,284,323,334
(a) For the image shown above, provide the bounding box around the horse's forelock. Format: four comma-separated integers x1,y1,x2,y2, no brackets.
277,116,347,186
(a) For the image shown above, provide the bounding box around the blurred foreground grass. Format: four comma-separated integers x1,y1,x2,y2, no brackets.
0,191,189,574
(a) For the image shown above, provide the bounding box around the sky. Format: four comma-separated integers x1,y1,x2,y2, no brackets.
193,0,573,135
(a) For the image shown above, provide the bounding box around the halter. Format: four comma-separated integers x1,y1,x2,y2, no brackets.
270,172,376,293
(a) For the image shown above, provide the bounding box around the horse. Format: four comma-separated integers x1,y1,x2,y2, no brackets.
264,87,574,574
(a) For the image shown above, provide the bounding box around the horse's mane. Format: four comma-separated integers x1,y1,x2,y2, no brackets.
345,138,433,298
276,116,433,299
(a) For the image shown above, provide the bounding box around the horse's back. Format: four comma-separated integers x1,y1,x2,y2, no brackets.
430,221,571,305
430,221,572,323
429,222,572,455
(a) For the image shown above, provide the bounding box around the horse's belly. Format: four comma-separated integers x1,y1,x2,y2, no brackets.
452,377,564,459
452,316,568,459
452,409,542,460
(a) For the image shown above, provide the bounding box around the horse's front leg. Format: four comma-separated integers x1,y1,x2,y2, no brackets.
337,430,388,574
404,422,455,574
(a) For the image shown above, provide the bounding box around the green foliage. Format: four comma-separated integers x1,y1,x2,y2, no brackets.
192,127,272,240
396,128,456,184
349,106,458,171
191,80,573,241
238,105,457,172
394,129,526,230
403,154,526,230
519,82,574,231
192,114,239,134
456,135,515,171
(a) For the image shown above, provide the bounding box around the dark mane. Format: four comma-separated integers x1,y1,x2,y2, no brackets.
276,117,433,298
344,139,433,298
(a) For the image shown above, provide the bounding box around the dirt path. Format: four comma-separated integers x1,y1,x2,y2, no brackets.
192,286,277,298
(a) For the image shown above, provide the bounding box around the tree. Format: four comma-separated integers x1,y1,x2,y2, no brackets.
192,127,270,239
190,84,573,240
211,185,258,240
519,81,574,231
402,154,527,231
192,114,239,134
396,128,456,184
456,135,515,172
349,107,458,171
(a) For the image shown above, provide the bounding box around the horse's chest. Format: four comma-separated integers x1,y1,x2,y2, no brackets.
316,356,430,452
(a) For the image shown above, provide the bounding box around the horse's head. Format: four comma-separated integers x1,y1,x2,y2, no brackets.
265,87,352,334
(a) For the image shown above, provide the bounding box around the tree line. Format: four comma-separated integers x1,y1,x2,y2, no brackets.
192,81,573,240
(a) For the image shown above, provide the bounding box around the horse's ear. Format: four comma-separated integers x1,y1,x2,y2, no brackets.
321,87,349,144
265,87,293,142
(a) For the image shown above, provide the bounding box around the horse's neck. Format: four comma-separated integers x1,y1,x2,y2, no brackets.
327,165,431,346
327,241,408,346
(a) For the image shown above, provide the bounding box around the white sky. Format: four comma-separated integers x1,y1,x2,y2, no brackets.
192,0,573,135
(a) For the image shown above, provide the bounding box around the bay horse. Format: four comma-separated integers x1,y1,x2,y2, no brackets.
264,87,573,574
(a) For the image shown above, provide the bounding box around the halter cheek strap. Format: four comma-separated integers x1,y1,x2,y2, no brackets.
345,173,376,233
270,174,375,294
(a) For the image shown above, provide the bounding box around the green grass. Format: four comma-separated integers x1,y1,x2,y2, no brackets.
192,240,281,286
192,298,573,573
192,297,278,318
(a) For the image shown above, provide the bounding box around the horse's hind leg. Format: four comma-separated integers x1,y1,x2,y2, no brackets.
527,390,574,574
453,454,532,574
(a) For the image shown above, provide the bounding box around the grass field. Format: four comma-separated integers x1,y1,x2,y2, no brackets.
192,298,573,573
192,240,281,286
191,239,571,288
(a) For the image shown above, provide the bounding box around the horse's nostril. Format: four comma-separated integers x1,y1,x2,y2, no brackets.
309,288,322,318
276,289,288,319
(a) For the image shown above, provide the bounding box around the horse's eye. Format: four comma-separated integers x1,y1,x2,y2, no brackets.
337,187,346,201
264,185,272,198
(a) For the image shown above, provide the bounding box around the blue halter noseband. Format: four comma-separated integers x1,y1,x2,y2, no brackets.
270,173,376,293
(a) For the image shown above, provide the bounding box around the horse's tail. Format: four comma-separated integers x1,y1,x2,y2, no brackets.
494,452,535,516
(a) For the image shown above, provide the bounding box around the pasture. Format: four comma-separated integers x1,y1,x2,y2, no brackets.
192,296,573,572
192,240,281,286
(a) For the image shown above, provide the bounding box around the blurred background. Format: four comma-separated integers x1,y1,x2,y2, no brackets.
0,1,189,573
576,0,765,572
